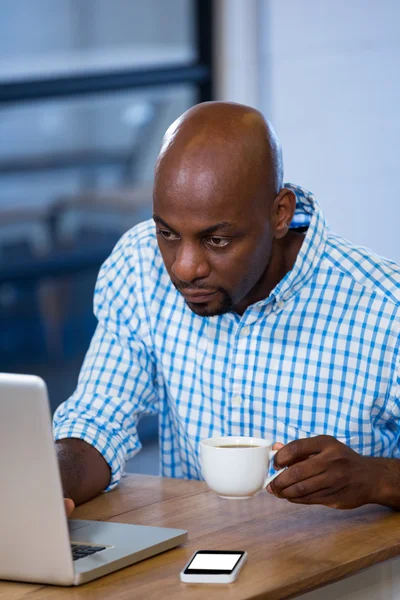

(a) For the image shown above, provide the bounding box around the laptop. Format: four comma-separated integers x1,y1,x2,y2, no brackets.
0,373,188,586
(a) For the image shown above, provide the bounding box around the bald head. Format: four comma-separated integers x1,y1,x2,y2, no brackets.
153,102,298,317
155,101,283,205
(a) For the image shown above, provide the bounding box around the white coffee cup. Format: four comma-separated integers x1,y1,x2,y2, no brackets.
200,436,285,499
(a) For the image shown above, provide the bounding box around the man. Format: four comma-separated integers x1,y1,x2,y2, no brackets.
54,101,400,518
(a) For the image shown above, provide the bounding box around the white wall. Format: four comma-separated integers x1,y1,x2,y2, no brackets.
262,0,400,262
216,0,400,263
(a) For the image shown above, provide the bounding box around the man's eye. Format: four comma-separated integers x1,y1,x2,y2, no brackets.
207,237,231,248
157,229,179,241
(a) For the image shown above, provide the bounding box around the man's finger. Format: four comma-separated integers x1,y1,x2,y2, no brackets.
285,486,347,508
272,442,285,451
273,471,335,500
268,455,326,495
65,498,75,518
273,435,332,468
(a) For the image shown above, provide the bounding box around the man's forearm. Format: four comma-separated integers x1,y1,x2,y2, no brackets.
367,456,400,510
56,438,111,506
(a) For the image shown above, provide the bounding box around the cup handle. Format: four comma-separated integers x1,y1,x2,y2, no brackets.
264,449,286,488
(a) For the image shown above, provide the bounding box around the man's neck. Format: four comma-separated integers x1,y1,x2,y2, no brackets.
235,230,305,315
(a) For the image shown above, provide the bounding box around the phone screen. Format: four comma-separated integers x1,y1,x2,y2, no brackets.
185,551,244,574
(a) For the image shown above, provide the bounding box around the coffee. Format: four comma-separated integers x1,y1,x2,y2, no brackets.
215,444,260,448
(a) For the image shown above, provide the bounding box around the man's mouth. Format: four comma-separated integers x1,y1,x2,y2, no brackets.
181,290,218,303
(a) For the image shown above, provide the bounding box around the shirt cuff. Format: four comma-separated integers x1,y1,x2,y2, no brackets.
53,420,141,491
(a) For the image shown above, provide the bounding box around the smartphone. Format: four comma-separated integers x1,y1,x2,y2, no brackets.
180,550,247,584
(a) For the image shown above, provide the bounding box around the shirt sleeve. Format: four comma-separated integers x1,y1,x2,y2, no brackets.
392,347,400,414
385,335,400,458
53,232,158,491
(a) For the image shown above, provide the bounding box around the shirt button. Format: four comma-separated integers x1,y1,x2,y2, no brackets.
276,301,285,310
232,395,242,407
240,326,250,336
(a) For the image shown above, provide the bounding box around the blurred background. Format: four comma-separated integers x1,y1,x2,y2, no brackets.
1,0,399,475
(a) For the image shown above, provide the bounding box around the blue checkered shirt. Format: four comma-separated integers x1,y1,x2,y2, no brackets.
53,184,400,490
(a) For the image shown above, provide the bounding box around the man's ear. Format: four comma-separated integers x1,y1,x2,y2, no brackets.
271,188,297,239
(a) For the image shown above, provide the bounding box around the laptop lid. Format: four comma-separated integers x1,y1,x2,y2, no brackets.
0,373,75,585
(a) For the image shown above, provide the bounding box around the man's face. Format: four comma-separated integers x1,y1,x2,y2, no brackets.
153,165,275,317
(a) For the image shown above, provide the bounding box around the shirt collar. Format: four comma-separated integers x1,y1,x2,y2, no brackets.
257,183,327,308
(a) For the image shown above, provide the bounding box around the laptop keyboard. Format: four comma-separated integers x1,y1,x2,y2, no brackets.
71,543,106,561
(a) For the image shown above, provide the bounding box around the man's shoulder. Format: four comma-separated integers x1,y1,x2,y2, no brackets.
121,218,158,252
113,218,161,266
103,218,164,286
324,232,400,306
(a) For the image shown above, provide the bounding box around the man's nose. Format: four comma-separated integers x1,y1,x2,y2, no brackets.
171,243,210,283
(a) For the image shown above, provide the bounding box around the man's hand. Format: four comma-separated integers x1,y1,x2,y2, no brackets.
267,435,384,509
65,497,75,518
56,439,111,511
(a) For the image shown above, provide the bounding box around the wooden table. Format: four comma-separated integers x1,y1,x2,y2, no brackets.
2,474,400,599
